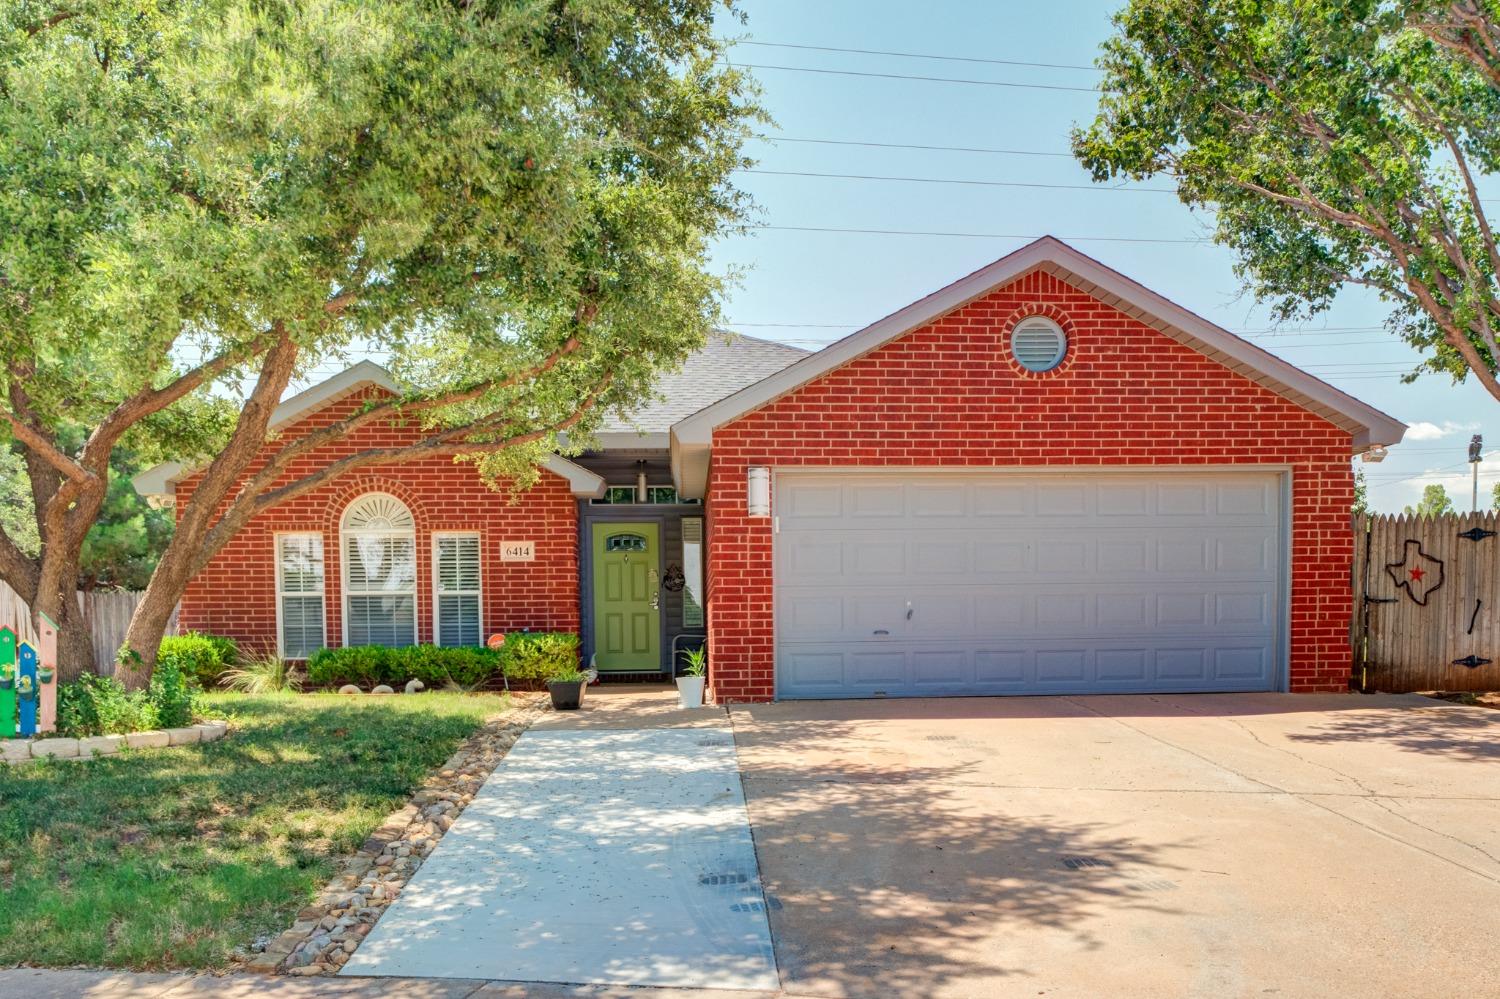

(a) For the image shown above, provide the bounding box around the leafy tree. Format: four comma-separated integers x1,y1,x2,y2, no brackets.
1405,483,1456,517
1074,0,1500,402
0,438,174,591
1353,467,1371,516
1492,479,1500,509
0,0,758,684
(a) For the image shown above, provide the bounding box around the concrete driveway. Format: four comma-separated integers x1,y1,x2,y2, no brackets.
729,693,1500,999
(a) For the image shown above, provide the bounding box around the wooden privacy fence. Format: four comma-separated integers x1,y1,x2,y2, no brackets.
1352,511,1500,693
0,582,177,675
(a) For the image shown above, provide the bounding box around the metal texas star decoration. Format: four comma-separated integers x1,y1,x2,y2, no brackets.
1385,539,1445,606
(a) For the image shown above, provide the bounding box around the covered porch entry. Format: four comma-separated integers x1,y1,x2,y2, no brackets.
575,450,706,679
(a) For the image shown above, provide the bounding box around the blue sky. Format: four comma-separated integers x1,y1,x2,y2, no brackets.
710,0,1500,513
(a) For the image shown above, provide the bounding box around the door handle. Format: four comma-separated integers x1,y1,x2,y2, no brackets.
649,568,660,610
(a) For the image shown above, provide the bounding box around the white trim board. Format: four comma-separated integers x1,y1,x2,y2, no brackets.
670,236,1407,498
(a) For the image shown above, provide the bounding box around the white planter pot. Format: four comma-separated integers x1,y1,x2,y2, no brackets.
675,675,706,709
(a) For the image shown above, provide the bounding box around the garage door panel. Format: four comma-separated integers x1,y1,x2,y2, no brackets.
910,484,967,517
911,650,970,686
1036,649,1088,682
1215,646,1271,680
775,470,1283,699
848,651,905,686
1097,648,1149,682
784,537,844,578
1155,648,1210,682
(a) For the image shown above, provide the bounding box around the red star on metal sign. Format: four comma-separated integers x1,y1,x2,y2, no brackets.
1386,540,1444,606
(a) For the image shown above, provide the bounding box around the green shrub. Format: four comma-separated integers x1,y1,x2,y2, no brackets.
158,633,236,688
306,644,504,688
148,654,197,729
57,674,156,738
499,632,580,682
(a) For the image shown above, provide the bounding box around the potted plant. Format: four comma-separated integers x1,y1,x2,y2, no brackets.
676,646,706,709
0,662,12,690
37,664,54,684
546,667,588,711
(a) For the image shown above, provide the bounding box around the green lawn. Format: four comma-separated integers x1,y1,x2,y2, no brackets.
0,691,510,970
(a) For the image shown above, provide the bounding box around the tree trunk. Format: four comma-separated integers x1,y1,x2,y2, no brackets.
115,568,187,690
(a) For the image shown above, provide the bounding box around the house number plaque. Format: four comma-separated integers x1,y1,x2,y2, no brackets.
501,541,536,562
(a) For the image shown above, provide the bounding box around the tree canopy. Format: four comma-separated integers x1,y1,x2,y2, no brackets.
1074,0,1500,402
0,0,759,681
1405,482,1457,516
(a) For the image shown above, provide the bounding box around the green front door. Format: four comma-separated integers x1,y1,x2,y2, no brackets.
592,522,661,671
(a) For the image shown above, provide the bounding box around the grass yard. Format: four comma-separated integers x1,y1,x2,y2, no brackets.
0,691,512,970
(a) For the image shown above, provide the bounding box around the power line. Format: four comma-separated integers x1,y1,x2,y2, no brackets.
761,136,1074,158
732,62,1100,94
742,169,1175,194
729,39,1103,73
753,224,1199,242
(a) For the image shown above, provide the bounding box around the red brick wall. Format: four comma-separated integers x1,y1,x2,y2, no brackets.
175,388,579,654
705,269,1354,702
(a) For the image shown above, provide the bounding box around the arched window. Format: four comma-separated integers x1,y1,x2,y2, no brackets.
341,493,417,648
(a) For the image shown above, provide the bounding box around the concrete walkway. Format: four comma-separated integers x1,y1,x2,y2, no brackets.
0,967,781,998
342,687,778,991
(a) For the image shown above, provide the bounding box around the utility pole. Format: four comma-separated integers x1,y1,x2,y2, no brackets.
1470,434,1484,513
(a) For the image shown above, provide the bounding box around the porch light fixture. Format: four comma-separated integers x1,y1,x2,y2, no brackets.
747,466,771,517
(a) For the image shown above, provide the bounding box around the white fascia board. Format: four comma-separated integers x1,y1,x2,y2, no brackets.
595,431,671,451
268,360,398,433
131,461,186,500
669,237,1406,498
544,455,606,498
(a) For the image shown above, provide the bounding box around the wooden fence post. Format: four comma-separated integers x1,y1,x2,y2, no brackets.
17,641,37,738
37,612,57,734
0,627,15,738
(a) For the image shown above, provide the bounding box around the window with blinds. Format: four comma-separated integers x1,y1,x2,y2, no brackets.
276,533,325,657
434,533,481,647
341,494,417,648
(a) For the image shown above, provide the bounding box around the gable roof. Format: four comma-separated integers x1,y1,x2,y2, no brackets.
132,360,606,500
596,331,808,448
669,236,1407,497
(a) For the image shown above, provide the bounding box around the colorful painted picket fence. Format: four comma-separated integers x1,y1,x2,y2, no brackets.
0,618,57,739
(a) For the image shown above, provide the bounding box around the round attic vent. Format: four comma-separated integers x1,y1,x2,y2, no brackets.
1010,316,1067,372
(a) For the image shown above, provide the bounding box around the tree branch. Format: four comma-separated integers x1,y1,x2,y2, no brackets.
192,376,612,575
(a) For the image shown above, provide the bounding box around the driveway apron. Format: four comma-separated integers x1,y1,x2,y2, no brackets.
343,693,778,991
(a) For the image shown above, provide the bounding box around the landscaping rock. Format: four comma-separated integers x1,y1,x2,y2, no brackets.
404,679,425,694
197,721,228,742
261,695,546,976
370,684,395,695
125,730,171,750
166,727,201,746
0,740,31,764
78,735,126,757
31,737,79,759
338,685,362,695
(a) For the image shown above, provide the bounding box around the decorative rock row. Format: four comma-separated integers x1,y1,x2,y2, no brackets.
241,697,545,976
0,720,228,764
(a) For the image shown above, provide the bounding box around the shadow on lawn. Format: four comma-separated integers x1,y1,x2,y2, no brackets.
734,715,1186,997
0,693,509,969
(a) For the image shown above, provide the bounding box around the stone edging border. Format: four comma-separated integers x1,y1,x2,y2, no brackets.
243,697,546,976
0,721,229,765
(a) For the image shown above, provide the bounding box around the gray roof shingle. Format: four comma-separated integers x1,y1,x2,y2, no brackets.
600,331,808,436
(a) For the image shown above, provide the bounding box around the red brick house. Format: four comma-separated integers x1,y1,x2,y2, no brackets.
136,238,1405,701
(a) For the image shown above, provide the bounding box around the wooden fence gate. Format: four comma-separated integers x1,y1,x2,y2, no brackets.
1352,511,1500,692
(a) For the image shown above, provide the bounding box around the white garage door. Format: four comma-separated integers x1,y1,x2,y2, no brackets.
774,470,1285,699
